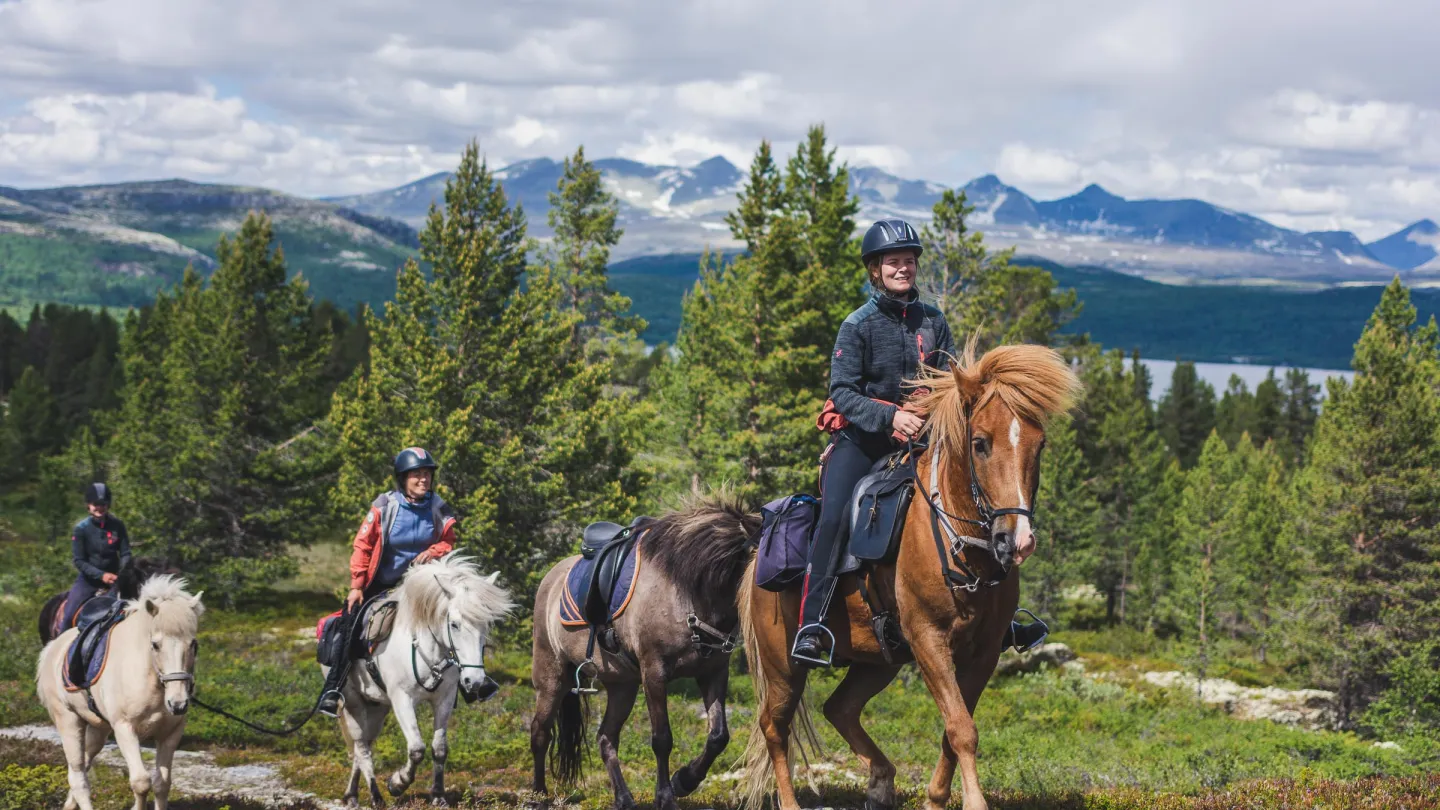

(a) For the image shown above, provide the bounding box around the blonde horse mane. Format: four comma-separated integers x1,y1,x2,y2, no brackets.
393,551,516,634
907,333,1083,452
125,574,205,638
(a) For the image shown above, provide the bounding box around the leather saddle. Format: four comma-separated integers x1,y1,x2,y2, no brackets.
66,597,127,691
580,516,651,629
837,447,919,574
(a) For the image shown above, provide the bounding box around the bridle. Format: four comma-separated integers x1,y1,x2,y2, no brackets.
153,638,199,700
411,615,487,693
915,396,1044,593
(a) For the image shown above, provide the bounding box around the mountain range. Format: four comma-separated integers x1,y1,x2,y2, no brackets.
3,155,1438,319
328,155,1440,285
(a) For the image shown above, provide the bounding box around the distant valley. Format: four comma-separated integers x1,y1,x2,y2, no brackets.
2,154,1439,368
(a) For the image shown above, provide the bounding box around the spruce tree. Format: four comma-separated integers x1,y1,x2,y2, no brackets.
1290,278,1440,726
546,145,642,343
659,129,862,498
1253,370,1284,448
1,365,56,479
1157,361,1217,468
1280,368,1321,464
1215,374,1257,448
111,213,334,600
1022,413,1099,620
327,141,646,592
1170,430,1241,680
0,310,21,394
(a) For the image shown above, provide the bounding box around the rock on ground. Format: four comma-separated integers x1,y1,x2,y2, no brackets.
0,724,344,809
995,642,1077,676
1142,670,1339,730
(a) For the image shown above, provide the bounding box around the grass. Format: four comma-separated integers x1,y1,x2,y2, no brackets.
1,509,1436,809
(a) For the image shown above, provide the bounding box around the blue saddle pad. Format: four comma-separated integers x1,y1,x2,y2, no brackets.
559,544,642,627
63,622,119,692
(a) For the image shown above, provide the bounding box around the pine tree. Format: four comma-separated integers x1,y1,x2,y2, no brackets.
1,365,56,479
1230,438,1292,662
111,213,334,600
1253,370,1284,448
546,145,642,343
1215,374,1257,448
918,189,1080,350
1290,277,1440,726
1157,361,1217,468
658,129,862,498
0,310,25,395
1280,368,1321,464
1022,413,1099,620
328,141,646,592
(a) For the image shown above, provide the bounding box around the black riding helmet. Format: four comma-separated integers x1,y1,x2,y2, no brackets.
84,482,112,506
861,217,924,264
393,446,439,481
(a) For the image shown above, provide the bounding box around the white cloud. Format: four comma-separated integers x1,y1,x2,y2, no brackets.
0,0,1435,241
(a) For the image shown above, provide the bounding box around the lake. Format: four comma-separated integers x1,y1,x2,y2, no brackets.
1139,358,1354,401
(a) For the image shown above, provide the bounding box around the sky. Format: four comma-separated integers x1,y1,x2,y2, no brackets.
0,0,1436,241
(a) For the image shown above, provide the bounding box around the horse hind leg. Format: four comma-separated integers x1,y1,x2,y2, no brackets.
670,666,730,798
823,662,903,810
527,655,570,797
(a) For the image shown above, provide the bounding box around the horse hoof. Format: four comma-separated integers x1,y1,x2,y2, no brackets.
387,774,410,796
431,797,449,808
670,770,701,798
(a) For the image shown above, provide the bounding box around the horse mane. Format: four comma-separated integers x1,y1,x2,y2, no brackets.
907,333,1083,453
126,574,204,637
394,552,516,634
643,487,762,607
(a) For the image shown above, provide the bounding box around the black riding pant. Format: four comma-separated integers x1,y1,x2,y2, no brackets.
799,427,897,631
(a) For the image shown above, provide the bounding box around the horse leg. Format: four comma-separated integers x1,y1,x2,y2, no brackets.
823,663,903,810
110,722,152,810
151,723,183,810
910,631,987,810
640,665,678,810
670,667,730,797
342,700,389,809
428,686,457,806
598,680,640,810
756,664,809,810
386,689,428,798
56,712,95,810
528,660,568,796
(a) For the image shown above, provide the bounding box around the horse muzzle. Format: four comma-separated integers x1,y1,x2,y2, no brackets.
165,697,190,715
461,675,499,704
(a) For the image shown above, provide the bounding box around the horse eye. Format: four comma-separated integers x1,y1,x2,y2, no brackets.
972,437,988,454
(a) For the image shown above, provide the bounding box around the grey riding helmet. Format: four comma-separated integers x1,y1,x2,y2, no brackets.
861,218,924,264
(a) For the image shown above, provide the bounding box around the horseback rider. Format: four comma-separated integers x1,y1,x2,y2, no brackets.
790,218,1047,667
316,446,458,717
62,483,131,631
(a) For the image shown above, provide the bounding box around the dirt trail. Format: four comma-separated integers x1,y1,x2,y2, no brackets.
0,724,345,809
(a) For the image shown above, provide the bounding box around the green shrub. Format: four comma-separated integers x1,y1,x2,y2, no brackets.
0,763,67,810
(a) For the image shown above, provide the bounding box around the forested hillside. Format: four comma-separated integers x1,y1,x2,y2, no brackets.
3,131,1436,765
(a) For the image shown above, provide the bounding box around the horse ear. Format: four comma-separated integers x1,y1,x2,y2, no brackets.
485,571,500,584
955,366,984,409
145,599,158,616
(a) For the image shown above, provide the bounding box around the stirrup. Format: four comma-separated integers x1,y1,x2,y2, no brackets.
317,690,343,718
571,659,599,695
1009,609,1049,653
790,623,835,668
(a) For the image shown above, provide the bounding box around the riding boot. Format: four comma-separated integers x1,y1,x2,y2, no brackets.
791,574,839,668
317,649,349,717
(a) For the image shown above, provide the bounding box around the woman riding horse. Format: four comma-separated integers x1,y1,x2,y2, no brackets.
317,446,458,717
60,482,131,631
790,218,1046,668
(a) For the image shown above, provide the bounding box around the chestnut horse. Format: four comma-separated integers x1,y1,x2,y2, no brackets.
739,341,1082,810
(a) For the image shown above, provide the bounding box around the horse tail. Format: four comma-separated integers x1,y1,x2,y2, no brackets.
551,676,587,787
738,559,823,810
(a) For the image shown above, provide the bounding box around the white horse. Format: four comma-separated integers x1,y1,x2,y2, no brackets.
36,574,204,810
327,552,515,808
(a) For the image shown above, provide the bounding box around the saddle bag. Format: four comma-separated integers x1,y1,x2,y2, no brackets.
755,494,818,592
364,601,397,649
316,611,353,668
849,467,915,563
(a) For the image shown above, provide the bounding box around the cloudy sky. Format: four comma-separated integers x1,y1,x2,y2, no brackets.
0,0,1435,240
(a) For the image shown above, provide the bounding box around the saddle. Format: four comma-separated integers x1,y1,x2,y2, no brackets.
316,590,395,669
65,597,127,694
840,445,923,663
580,516,651,629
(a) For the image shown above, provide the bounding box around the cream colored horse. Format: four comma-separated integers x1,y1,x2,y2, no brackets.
36,574,204,810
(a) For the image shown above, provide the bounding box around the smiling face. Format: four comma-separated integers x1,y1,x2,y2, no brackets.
966,399,1046,567
869,249,919,295
404,468,433,500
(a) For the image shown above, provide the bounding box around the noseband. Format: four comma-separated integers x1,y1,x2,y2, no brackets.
152,638,198,698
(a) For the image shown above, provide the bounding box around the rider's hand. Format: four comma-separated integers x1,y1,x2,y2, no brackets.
347,588,364,611
101,573,118,585
892,409,925,439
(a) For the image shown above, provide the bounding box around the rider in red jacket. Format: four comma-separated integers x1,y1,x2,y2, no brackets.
317,446,457,717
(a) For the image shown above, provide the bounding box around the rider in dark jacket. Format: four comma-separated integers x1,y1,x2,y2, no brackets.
61,483,130,630
790,218,1049,667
